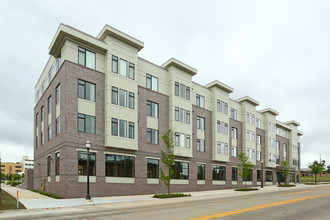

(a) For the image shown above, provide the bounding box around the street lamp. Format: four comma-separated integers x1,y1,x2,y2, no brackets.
85,140,91,201
261,159,264,188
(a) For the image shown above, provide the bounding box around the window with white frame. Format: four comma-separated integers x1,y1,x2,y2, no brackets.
231,146,237,157
256,118,261,128
197,139,205,152
257,135,261,145
197,116,205,130
231,108,237,120
246,130,255,142
217,121,228,134
231,127,237,139
147,101,158,118
217,142,228,154
146,74,158,91
257,151,261,161
78,47,96,69
196,94,205,108
217,100,228,114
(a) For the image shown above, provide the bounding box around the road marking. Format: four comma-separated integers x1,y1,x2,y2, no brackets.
278,188,330,196
190,193,330,220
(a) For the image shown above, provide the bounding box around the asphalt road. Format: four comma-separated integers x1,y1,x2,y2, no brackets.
2,185,330,220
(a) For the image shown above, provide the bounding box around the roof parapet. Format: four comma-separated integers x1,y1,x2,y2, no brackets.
161,58,197,76
97,24,144,51
236,96,260,106
276,120,292,130
260,108,279,116
205,80,234,93
285,120,301,127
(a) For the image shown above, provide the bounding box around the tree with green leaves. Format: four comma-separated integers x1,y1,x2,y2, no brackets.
308,160,325,183
160,129,175,195
238,153,254,188
280,161,290,184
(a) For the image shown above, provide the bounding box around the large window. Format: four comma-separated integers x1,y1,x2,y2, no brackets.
119,89,127,107
266,171,273,182
257,170,261,181
197,116,205,130
78,151,96,176
147,101,158,118
55,152,60,175
112,55,118,73
196,94,205,108
147,128,158,144
197,163,205,180
232,167,238,181
56,84,60,104
146,74,158,91
147,158,159,178
173,161,189,179
47,155,51,176
78,80,95,101
78,114,95,134
105,154,134,177
78,47,96,69
243,169,253,181
111,86,118,104
212,165,226,181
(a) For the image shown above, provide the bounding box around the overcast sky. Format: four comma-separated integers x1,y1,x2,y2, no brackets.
0,0,329,168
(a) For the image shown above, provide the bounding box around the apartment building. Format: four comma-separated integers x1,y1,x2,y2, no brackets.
1,162,24,175
33,24,303,198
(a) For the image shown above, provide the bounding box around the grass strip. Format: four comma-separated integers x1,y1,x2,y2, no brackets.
30,189,62,199
153,193,191,199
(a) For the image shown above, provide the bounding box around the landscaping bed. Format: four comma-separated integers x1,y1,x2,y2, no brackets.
0,190,26,210
153,193,191,199
234,188,259,191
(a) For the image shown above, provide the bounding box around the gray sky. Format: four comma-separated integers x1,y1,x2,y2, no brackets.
0,0,329,168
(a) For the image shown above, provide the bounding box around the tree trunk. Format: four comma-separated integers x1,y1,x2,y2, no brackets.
315,174,317,183
168,182,170,195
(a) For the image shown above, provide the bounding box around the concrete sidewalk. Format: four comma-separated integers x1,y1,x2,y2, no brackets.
1,183,323,210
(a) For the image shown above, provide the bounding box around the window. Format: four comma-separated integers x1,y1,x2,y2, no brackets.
175,82,179,96
129,122,134,139
290,173,295,182
78,80,96,101
35,136,38,148
283,143,287,152
48,68,52,83
47,156,51,176
48,125,52,140
197,163,205,180
197,116,205,130
147,128,158,144
129,92,135,109
119,59,127,77
48,96,51,113
231,146,237,157
112,55,118,73
36,113,39,127
186,111,190,124
175,132,180,146
119,89,127,107
78,114,95,134
231,108,237,120
119,120,127,137
257,151,261,161
106,154,134,177
41,131,44,145
231,127,237,139
212,165,226,181
56,84,60,104
173,161,189,179
41,106,44,122
196,94,205,108
147,101,158,118
147,158,159,178
180,84,185,98
111,118,118,136
56,117,60,135
179,133,185,147
218,121,228,134
41,81,45,94
243,169,253,181
111,87,118,104
197,139,205,152
256,118,261,128
257,135,261,145
247,130,255,142
175,107,179,121
232,167,238,181
293,159,298,166
186,87,190,100
146,74,158,91
269,122,276,132
55,152,60,175
78,47,96,69
276,141,280,152
56,57,61,72
217,100,228,114
179,109,185,123
266,171,273,182
78,151,96,176
217,142,228,154
129,63,135,79
186,135,190,148
257,170,261,181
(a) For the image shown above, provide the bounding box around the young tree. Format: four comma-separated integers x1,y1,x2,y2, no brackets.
308,160,325,183
280,161,290,184
238,153,254,188
160,129,175,195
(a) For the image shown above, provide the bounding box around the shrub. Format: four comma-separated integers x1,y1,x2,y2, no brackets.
6,181,21,186
278,184,296,187
235,188,259,191
31,189,62,199
153,193,191,199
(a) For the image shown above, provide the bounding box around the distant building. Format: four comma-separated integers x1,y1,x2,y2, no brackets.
33,24,303,198
21,155,34,170
1,162,24,175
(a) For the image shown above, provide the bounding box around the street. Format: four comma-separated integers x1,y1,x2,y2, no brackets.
1,185,330,220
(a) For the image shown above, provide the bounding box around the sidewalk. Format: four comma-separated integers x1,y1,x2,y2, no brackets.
0,183,323,210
